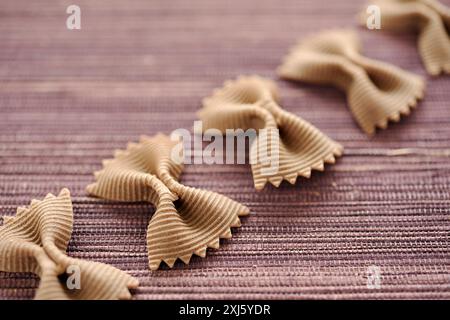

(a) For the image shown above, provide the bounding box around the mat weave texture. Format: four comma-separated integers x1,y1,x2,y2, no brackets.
0,0,449,299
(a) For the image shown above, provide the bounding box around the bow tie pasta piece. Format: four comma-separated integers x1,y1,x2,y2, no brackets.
198,76,343,190
0,189,138,300
360,0,450,75
278,29,426,135
86,134,249,270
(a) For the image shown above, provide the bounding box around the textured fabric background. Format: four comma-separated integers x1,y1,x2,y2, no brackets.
0,0,449,299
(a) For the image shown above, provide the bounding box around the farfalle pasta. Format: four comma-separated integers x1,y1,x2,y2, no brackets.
0,188,138,300
198,76,343,190
360,0,450,75
278,29,426,135
86,133,249,270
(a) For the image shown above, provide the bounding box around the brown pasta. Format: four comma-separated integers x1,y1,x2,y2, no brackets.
0,188,139,300
278,29,426,135
86,133,249,270
360,0,450,76
198,75,343,190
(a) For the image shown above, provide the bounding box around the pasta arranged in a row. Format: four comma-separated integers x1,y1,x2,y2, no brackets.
0,0,448,300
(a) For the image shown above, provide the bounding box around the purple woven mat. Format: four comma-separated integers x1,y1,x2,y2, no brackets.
0,0,449,299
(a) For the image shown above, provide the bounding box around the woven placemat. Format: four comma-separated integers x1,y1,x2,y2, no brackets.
0,0,449,299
